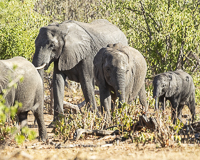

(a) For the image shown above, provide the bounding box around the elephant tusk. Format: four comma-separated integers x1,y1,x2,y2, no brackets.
35,63,46,70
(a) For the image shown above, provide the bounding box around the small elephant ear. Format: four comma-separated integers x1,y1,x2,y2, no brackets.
165,73,177,97
58,23,91,71
0,62,11,93
93,48,107,85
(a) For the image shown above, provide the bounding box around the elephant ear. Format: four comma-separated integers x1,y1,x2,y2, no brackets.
58,22,92,71
165,73,177,97
118,45,136,74
93,48,107,86
0,62,12,94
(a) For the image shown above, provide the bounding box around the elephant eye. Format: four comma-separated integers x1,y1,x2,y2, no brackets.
162,84,165,88
106,67,110,72
49,43,55,49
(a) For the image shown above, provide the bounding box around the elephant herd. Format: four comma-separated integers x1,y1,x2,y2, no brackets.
0,19,196,142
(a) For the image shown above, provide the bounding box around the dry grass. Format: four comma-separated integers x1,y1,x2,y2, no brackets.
1,80,200,160
1,126,200,160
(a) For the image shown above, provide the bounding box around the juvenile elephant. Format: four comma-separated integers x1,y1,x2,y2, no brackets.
94,43,148,117
0,56,47,141
32,19,128,121
153,70,195,123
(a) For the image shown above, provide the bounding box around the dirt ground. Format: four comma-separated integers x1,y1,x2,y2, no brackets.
1,107,200,160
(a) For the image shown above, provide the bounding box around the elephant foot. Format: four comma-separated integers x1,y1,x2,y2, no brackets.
39,134,48,143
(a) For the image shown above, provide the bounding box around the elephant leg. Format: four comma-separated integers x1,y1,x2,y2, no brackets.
33,106,47,142
189,94,196,123
177,104,184,122
18,111,28,129
53,66,66,121
138,84,148,113
111,95,116,114
170,98,180,124
80,78,98,113
159,96,165,110
79,61,98,116
99,85,111,117
171,106,177,124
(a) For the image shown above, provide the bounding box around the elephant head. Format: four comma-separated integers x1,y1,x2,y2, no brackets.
94,43,132,108
153,72,178,110
32,21,92,78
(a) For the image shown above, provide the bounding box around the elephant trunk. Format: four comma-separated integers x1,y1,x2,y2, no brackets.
155,96,159,110
153,87,159,110
116,71,126,108
32,49,47,81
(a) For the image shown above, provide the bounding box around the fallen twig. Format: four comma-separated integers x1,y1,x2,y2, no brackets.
74,129,120,141
63,101,86,113
55,143,113,149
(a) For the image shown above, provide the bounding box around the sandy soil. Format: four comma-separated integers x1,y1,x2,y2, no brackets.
1,107,200,160
1,83,200,160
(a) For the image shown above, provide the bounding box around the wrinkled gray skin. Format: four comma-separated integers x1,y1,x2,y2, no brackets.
32,19,128,120
153,70,195,123
0,57,47,142
94,43,148,117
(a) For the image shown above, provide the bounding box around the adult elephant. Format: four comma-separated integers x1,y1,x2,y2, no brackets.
94,43,148,118
0,56,47,142
32,19,128,121
153,70,196,123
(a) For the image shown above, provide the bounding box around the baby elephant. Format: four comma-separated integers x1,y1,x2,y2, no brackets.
0,56,47,141
94,43,148,117
153,70,195,123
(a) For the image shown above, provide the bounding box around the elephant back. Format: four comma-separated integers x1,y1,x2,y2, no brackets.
0,57,42,94
174,70,195,98
72,19,128,53
10,57,42,87
58,19,128,71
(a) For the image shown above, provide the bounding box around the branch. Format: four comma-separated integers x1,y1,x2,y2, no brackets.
74,129,120,141
55,143,113,149
140,1,152,42
63,100,86,113
62,90,99,113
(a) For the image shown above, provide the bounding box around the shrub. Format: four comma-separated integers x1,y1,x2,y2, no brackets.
96,0,200,77
0,0,50,60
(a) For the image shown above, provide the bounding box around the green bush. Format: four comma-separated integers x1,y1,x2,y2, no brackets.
34,0,101,22
0,97,36,145
96,0,200,77
0,0,50,60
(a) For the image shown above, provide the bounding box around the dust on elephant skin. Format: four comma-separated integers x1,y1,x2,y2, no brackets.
0,56,47,141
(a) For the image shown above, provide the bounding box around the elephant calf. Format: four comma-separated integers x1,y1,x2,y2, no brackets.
153,70,195,123
94,43,148,117
0,56,47,141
